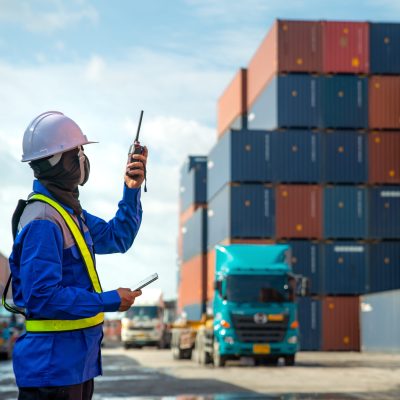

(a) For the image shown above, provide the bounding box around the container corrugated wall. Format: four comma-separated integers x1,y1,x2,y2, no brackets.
207,130,273,201
322,21,369,73
369,132,400,184
298,297,322,350
247,20,323,110
369,186,400,239
320,75,368,129
217,69,247,138
361,290,400,352
288,241,321,295
369,76,400,129
323,186,368,239
207,184,275,249
273,130,322,183
324,131,367,184
369,242,400,293
322,296,360,351
182,208,207,262
370,23,400,74
321,242,368,295
276,185,322,239
248,75,320,130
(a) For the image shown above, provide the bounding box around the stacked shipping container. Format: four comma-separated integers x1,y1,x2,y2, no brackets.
178,19,400,351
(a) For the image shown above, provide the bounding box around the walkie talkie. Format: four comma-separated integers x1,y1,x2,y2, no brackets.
127,110,147,192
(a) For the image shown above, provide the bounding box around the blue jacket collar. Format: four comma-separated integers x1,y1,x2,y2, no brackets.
32,180,75,214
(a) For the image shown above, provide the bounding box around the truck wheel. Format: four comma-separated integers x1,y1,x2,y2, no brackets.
123,343,130,350
172,345,184,360
284,355,295,366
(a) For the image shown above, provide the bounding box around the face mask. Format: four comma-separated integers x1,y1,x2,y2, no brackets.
78,146,90,186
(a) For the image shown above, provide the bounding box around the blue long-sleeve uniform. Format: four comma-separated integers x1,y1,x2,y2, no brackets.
9,180,142,387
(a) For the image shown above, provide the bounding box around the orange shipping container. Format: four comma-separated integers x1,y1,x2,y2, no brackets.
369,132,400,184
276,185,323,239
247,20,322,109
178,254,207,309
322,296,360,351
369,76,400,129
217,69,247,138
322,21,369,73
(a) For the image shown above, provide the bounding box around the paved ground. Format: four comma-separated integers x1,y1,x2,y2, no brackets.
1,343,400,399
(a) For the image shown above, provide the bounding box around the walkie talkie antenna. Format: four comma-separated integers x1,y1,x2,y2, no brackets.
135,110,144,142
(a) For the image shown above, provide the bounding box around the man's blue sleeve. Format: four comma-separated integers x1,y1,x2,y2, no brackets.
19,220,121,319
82,186,142,254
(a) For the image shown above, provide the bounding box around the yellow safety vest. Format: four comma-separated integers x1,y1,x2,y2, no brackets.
25,194,104,332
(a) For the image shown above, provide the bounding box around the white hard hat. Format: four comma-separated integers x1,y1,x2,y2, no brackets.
22,111,97,162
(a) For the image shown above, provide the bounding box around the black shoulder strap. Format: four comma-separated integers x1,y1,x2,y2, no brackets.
1,199,29,317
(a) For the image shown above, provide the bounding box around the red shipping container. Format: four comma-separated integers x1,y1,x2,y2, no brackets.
217,69,247,138
247,20,322,109
322,21,369,73
178,254,207,309
369,132,400,184
276,185,323,239
322,296,360,351
369,76,400,129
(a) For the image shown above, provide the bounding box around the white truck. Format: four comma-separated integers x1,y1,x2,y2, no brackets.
121,288,166,349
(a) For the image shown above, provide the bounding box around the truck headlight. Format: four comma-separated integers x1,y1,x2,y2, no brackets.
224,336,235,345
287,336,298,344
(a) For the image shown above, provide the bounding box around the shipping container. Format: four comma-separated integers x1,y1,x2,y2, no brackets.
321,242,368,295
178,254,207,310
207,130,274,201
217,69,247,138
297,297,322,350
248,74,321,130
361,290,400,352
322,21,369,73
247,20,322,109
370,22,400,74
369,242,400,293
287,241,322,294
369,76,400,129
368,131,400,184
182,208,207,263
206,249,215,303
320,75,368,129
322,296,360,351
369,186,400,239
276,185,323,239
323,186,368,239
323,131,367,183
180,156,207,213
183,303,203,321
273,130,322,183
179,203,206,226
207,184,275,249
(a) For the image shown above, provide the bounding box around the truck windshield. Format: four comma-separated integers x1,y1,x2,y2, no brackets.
226,275,294,303
125,306,159,320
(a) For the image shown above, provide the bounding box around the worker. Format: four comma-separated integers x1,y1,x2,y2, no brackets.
7,111,147,400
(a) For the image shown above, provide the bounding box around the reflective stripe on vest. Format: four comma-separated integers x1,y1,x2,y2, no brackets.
25,194,104,332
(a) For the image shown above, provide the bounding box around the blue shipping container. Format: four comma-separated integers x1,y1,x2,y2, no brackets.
183,303,204,320
288,241,322,295
207,184,275,249
324,131,367,183
207,129,273,201
322,242,369,295
297,297,322,351
182,208,207,262
272,130,322,183
323,186,368,239
320,75,368,129
369,242,400,293
369,186,400,239
248,74,320,130
370,23,400,74
180,156,207,212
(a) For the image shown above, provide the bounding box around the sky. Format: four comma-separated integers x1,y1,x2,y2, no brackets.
0,0,399,300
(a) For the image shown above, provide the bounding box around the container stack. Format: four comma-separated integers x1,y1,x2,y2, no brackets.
177,156,208,320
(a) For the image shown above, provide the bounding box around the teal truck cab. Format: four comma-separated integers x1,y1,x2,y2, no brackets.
193,244,308,367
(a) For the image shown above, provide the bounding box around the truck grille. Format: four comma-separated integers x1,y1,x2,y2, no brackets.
231,313,289,343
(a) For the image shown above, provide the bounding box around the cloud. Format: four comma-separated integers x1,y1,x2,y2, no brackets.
0,0,98,33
